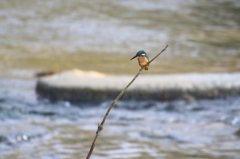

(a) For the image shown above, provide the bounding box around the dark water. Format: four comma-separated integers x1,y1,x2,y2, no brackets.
1,72,240,159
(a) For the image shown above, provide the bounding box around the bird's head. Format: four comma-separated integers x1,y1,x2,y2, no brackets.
130,50,147,60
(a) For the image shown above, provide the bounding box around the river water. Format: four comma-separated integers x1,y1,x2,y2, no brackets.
1,0,240,74
1,0,240,159
1,71,240,159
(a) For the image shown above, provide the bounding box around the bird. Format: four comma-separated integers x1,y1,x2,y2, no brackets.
130,50,150,70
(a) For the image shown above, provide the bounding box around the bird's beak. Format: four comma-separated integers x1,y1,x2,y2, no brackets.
130,55,138,60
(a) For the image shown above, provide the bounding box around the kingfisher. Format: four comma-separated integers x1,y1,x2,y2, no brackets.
130,50,150,70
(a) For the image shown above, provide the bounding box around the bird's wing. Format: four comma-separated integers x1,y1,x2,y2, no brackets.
145,55,149,61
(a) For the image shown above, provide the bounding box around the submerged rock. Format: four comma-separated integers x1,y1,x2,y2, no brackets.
234,129,240,137
36,69,240,102
0,135,8,143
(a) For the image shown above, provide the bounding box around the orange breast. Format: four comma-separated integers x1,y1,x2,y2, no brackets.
138,56,148,66
138,56,149,70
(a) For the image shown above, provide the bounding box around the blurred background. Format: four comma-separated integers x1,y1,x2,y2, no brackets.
0,0,240,159
1,0,240,74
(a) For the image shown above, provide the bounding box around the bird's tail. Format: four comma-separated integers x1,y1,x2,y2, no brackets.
145,65,149,70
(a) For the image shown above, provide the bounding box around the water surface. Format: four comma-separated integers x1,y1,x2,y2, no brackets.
0,0,239,74
0,0,240,158
0,72,240,159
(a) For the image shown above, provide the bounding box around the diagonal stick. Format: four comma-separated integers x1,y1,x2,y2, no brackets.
86,44,169,159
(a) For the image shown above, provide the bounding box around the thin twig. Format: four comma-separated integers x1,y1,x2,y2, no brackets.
148,44,169,65
86,44,169,159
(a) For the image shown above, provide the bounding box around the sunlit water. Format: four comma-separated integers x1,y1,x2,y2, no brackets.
0,0,240,73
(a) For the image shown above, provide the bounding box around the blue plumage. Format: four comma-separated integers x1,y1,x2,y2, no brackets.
130,50,149,61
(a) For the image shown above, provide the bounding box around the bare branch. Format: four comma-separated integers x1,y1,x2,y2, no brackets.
86,44,169,159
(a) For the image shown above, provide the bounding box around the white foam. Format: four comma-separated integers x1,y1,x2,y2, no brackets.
38,69,240,91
